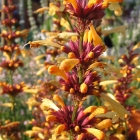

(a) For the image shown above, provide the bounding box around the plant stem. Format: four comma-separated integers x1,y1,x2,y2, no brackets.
66,13,74,32
68,131,73,140
124,119,128,140
72,33,84,122
78,34,84,84
79,34,84,54
9,70,13,85
72,101,79,122
71,101,79,140
11,96,16,121
9,70,16,121
97,97,101,106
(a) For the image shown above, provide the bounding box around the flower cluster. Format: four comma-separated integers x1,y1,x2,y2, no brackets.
64,0,123,32
0,121,20,140
0,82,25,97
47,23,107,100
41,95,112,140
113,45,139,111
0,59,23,71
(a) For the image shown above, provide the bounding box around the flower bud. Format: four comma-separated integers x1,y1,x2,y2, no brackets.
68,52,76,58
75,125,80,132
80,83,88,94
88,106,107,120
70,88,75,94
84,106,97,114
61,46,71,53
88,52,94,58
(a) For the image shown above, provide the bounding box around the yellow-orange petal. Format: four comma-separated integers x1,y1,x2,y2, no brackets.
58,31,78,39
3,52,10,60
24,88,39,94
108,0,123,2
87,0,102,8
83,106,97,114
88,62,106,71
100,80,118,86
102,25,127,38
55,124,66,134
59,58,79,72
132,42,140,51
46,115,57,122
86,128,105,140
102,0,109,8
83,29,89,42
53,95,65,108
32,126,43,131
1,103,13,109
65,0,78,9
48,3,60,15
60,18,70,30
108,2,120,11
24,130,36,137
137,130,140,140
34,54,46,61
88,106,107,120
77,133,84,140
90,25,103,46
36,67,46,75
34,7,49,14
95,119,112,129
96,111,119,123
101,94,130,120
88,29,93,43
28,39,61,48
48,65,68,81
41,98,59,111
114,6,123,16
38,133,45,139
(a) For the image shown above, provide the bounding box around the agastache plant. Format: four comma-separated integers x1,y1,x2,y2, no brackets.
0,0,35,139
28,0,131,140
